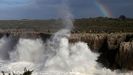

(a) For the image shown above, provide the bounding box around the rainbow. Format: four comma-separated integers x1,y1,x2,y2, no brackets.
95,0,113,17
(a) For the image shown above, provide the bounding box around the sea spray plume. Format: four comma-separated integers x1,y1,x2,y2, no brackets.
9,39,45,63
58,0,74,31
0,37,99,75
41,38,99,75
47,0,74,55
0,39,43,74
1,1,133,75
0,36,18,60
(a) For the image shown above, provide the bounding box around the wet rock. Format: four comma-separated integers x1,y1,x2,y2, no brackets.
69,33,107,52
69,33,133,70
84,34,107,52
107,34,126,50
116,41,133,70
0,31,133,70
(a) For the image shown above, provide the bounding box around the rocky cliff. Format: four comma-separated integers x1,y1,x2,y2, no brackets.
69,33,133,70
116,41,133,70
0,32,133,70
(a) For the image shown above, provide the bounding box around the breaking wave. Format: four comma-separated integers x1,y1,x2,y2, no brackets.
0,1,132,75
0,30,133,75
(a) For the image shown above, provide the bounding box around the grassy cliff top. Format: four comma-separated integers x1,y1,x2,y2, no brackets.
0,17,133,33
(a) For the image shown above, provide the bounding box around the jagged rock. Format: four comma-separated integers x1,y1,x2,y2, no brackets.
116,41,133,70
70,33,133,70
107,34,126,50
69,33,107,52
84,34,107,52
0,31,133,70
69,34,81,43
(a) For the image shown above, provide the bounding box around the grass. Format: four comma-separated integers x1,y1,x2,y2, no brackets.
0,17,133,33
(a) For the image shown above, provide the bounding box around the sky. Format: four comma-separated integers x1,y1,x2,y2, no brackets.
0,0,133,19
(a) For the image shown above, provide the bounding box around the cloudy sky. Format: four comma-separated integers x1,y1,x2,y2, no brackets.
0,0,132,19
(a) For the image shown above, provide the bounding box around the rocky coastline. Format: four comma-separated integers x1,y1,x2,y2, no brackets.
0,31,133,70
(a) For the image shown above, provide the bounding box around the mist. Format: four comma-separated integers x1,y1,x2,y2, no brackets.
0,0,133,75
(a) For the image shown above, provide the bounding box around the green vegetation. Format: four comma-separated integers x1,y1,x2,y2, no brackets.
74,17,133,33
0,17,133,33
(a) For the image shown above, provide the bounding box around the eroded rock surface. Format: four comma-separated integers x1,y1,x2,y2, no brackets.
0,32,133,70
69,33,107,52
107,34,126,50
69,33,133,70
116,41,133,70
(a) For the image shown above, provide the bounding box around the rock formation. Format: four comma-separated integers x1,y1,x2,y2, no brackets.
0,32,133,70
69,33,107,52
69,33,133,70
107,34,126,50
116,41,133,70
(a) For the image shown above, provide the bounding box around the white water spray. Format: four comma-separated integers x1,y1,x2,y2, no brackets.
0,36,133,75
0,1,133,75
0,35,99,75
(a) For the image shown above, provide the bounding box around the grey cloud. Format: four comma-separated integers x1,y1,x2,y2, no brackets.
0,0,133,19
